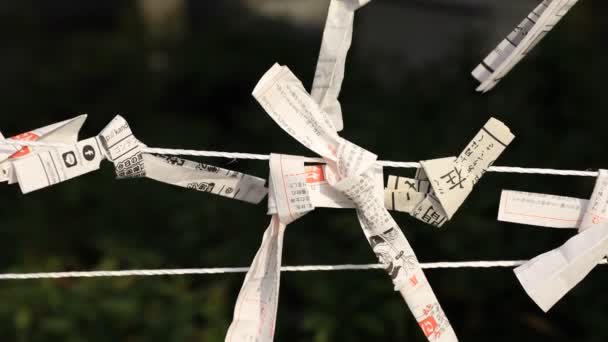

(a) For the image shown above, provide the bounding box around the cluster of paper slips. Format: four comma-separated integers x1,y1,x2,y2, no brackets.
0,1,585,341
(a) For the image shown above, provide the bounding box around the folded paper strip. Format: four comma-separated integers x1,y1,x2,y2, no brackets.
497,171,608,311
385,118,514,227
472,0,579,92
226,154,314,342
228,63,459,342
99,116,268,204
1,115,268,204
312,0,371,131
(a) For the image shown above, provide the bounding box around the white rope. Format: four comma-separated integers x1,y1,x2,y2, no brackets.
1,140,598,177
1,260,606,280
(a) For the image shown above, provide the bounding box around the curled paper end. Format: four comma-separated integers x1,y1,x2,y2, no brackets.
253,63,286,98
312,0,373,131
514,259,563,313
485,117,515,145
357,0,372,7
99,115,146,179
37,114,88,144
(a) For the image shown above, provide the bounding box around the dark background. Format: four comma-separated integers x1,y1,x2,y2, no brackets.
0,0,607,341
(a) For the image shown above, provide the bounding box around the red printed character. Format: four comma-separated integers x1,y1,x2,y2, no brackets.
305,165,325,184
418,316,438,338
9,132,40,158
409,275,418,287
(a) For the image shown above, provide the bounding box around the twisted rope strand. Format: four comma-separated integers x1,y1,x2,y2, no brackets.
1,140,598,177
1,260,606,280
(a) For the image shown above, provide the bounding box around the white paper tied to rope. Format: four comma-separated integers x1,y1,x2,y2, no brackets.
385,118,514,227
250,63,457,342
99,116,269,204
472,0,579,93
497,170,608,312
226,154,314,342
2,115,106,194
497,189,587,229
0,115,89,185
0,115,268,203
268,163,385,212
312,0,371,131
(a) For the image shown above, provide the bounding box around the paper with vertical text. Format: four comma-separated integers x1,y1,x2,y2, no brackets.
312,0,372,131
253,63,458,342
473,0,579,92
226,154,313,342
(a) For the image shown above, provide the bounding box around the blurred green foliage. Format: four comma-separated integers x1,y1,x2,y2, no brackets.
0,1,607,341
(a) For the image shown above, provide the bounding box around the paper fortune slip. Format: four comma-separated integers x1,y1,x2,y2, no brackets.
12,137,105,194
1,115,88,184
0,115,107,194
227,154,314,342
386,118,515,227
268,163,384,213
498,190,587,229
312,0,372,131
99,115,268,204
1,115,267,203
247,63,458,342
500,170,608,312
472,0,579,92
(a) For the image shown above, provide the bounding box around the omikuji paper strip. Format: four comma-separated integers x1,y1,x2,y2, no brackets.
504,170,608,311
473,0,579,92
386,118,514,227
252,63,458,342
312,0,371,131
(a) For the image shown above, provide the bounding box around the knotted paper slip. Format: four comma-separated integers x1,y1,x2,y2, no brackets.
312,0,371,131
472,0,579,92
5,115,106,194
1,115,268,204
99,116,268,204
1,115,90,185
226,154,315,342
497,170,608,311
385,118,514,227
228,63,458,342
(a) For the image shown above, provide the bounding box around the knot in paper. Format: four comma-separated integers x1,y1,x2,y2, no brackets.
267,154,315,224
99,116,268,204
99,115,147,179
248,63,459,342
385,118,514,227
